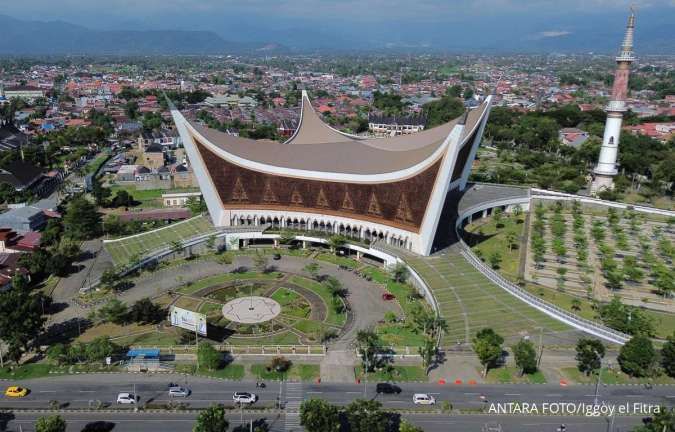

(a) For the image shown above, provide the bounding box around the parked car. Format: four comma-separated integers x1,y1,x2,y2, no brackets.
116,393,137,404
382,293,395,301
4,386,28,398
376,383,402,394
233,392,257,404
412,393,436,405
168,386,190,397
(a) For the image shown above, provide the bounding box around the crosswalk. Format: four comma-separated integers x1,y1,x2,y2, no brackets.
284,381,304,432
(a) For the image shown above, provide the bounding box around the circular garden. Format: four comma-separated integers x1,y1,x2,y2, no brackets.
170,272,348,345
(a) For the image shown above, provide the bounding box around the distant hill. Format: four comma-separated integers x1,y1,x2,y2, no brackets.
0,15,284,55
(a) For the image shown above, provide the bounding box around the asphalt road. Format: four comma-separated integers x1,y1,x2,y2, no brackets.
0,375,672,412
0,412,646,432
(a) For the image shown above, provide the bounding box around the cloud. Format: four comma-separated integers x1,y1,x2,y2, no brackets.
536,30,572,38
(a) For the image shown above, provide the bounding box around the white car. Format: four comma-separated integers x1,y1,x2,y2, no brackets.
412,393,436,405
233,392,257,404
116,392,137,404
169,386,190,398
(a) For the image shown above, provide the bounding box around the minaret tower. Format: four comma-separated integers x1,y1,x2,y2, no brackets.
591,10,635,194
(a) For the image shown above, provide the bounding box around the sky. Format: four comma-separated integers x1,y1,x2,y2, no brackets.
1,0,673,52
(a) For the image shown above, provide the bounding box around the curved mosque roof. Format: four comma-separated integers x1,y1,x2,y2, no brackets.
186,91,490,176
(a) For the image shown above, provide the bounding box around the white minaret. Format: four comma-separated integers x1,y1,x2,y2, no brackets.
591,10,635,194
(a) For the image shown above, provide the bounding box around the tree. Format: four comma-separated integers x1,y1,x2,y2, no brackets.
599,297,654,336
98,299,128,325
46,343,69,366
506,231,518,252
390,262,408,283
198,343,221,371
662,333,675,378
618,335,656,378
575,338,606,376
170,240,183,257
303,262,320,280
488,251,502,269
418,336,437,374
631,407,675,432
193,405,229,432
84,337,118,363
472,328,504,376
345,399,388,432
0,280,48,362
62,196,101,240
513,339,537,375
111,190,134,208
399,420,424,432
327,235,346,254
124,100,139,120
422,96,464,128
91,178,111,206
35,415,66,432
355,330,382,372
129,298,165,324
493,208,503,228
252,250,268,273
300,399,340,432
206,235,217,252
99,269,119,290
186,196,207,215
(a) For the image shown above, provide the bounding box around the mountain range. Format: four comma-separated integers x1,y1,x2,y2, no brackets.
0,12,673,55
0,14,281,55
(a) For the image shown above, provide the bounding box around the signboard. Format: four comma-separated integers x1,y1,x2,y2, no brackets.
169,305,207,336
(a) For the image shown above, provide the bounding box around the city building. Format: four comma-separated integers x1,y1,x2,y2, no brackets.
1,85,45,101
172,91,492,255
368,114,426,137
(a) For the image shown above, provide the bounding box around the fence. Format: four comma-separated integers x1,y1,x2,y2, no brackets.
129,344,327,356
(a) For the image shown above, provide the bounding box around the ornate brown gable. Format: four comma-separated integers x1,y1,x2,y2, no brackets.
194,139,441,232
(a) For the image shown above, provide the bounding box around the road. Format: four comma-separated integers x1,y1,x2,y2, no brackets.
0,375,671,412
0,411,646,432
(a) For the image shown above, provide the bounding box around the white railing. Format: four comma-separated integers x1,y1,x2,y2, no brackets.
458,241,630,345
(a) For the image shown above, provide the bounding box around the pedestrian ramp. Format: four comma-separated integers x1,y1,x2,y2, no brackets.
284,381,304,432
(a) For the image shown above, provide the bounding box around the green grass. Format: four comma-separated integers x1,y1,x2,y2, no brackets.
560,367,675,385
293,319,324,335
176,363,245,380
250,363,320,381
465,215,525,280
315,253,359,269
0,363,53,380
104,215,216,267
198,302,224,315
484,367,547,384
405,250,570,346
289,276,346,326
377,324,425,347
177,272,281,295
354,365,428,382
271,287,300,305
84,153,110,175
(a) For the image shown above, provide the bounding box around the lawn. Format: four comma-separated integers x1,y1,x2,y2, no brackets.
289,276,346,326
354,365,428,382
250,363,320,381
0,363,53,380
176,363,245,380
104,215,217,267
227,332,302,346
272,288,311,318
484,366,546,384
560,367,675,385
315,253,360,269
404,251,570,346
377,324,424,347
177,272,281,296
464,214,525,280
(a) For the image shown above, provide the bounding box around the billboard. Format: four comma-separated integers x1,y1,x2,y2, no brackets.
169,305,207,336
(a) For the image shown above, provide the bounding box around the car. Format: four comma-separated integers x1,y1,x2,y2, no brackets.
168,386,190,398
233,392,257,404
4,386,28,398
382,293,395,301
376,383,402,394
412,393,436,405
116,393,137,404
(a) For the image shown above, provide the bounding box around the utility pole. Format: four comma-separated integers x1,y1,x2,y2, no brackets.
536,327,544,367
594,363,603,406
0,345,3,368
